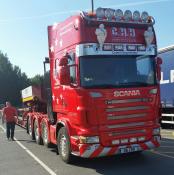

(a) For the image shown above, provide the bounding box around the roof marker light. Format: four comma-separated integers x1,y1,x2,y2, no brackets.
105,8,114,20
114,9,123,21
141,11,149,22
124,10,132,21
96,7,105,19
133,11,140,21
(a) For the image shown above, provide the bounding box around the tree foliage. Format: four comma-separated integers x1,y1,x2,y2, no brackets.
0,51,51,106
0,51,30,106
30,74,43,86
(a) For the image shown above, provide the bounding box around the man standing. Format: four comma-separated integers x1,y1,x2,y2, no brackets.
2,101,17,141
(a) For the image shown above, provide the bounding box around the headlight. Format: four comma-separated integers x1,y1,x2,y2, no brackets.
79,136,99,144
124,10,132,21
114,9,123,21
96,7,105,19
153,128,160,135
133,11,140,21
141,11,149,22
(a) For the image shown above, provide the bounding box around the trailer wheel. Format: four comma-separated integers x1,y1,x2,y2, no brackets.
28,117,35,140
34,119,43,145
57,127,72,163
42,122,51,147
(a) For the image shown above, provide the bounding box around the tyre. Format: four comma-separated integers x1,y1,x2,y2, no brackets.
28,117,35,140
42,121,51,147
57,127,73,163
34,119,43,145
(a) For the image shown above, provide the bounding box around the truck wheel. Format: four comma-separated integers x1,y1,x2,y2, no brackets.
28,117,35,140
34,119,43,145
57,127,72,163
42,122,51,147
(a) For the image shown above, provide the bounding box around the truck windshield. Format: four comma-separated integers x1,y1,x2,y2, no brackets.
80,55,156,88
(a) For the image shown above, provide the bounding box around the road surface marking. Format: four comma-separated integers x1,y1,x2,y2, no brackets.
159,152,174,154
0,125,5,132
161,130,173,133
161,137,174,140
161,133,174,135
0,125,56,175
160,146,174,148
161,140,174,143
151,150,174,159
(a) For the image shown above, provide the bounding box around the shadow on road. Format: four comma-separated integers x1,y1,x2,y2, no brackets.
69,153,150,175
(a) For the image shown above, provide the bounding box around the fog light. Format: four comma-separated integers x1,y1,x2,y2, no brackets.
130,137,137,143
121,138,128,144
138,136,145,142
112,139,120,145
153,128,160,135
79,136,99,144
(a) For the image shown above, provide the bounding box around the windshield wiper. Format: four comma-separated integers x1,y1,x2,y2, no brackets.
83,82,153,88
117,82,151,86
83,84,116,88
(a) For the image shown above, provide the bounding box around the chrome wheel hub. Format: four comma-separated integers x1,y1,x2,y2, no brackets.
35,123,39,139
43,125,48,143
29,120,32,135
60,135,67,157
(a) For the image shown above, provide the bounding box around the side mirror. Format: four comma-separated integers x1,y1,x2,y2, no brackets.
59,56,68,66
156,57,162,81
59,56,70,85
156,57,162,65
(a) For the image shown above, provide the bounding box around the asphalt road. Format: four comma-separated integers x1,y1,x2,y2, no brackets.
1,123,174,175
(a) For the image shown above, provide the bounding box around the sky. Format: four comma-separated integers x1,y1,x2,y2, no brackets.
0,0,174,78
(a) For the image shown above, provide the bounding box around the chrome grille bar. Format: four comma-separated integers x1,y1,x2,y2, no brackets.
106,98,148,104
108,122,145,129
107,113,146,120
106,106,149,112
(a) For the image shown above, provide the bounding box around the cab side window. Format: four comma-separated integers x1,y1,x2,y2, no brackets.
68,52,77,84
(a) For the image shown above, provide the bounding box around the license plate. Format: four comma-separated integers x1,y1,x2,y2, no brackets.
119,146,139,154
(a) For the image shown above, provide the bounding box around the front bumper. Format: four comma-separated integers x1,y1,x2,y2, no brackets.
73,136,160,158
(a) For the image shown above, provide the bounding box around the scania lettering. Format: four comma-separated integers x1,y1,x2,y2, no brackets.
114,90,141,97
16,7,161,163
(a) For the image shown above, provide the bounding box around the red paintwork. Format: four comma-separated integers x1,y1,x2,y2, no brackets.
17,11,160,159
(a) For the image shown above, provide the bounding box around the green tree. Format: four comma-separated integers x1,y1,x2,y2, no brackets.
30,74,43,86
0,51,30,106
30,72,50,88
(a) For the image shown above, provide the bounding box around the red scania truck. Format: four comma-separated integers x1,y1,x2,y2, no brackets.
17,8,161,163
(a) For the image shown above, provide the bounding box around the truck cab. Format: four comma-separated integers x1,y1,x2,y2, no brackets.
47,8,161,162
